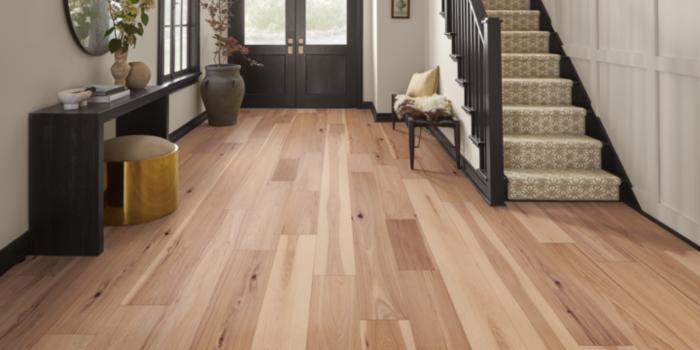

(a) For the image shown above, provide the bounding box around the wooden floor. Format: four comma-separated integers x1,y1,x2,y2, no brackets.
2,109,699,349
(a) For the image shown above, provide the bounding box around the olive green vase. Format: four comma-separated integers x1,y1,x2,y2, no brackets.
201,64,245,126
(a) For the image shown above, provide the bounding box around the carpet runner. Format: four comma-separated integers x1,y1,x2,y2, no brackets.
485,0,621,200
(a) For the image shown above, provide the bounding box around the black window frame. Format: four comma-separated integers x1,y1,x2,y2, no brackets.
158,0,201,85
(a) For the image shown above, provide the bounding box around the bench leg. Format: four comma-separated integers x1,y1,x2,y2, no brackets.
408,122,415,170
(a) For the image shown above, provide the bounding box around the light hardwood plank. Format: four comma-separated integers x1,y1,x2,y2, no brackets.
315,123,356,275
32,334,94,350
403,178,527,349
398,271,471,349
385,219,435,271
360,320,416,350
510,202,575,243
191,250,274,350
251,235,316,350
306,276,359,350
351,172,405,320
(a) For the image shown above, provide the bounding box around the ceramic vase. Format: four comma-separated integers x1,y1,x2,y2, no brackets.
111,51,131,86
126,62,151,89
201,64,245,126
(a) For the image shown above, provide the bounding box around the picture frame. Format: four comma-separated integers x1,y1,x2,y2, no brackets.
392,0,410,19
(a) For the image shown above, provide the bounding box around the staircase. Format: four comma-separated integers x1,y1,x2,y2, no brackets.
444,0,622,202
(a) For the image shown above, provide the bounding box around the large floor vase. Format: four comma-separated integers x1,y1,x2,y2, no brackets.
201,64,245,126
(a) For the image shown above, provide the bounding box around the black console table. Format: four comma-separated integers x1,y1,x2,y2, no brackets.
29,86,170,256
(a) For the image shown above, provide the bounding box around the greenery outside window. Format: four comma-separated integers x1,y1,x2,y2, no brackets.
159,0,200,84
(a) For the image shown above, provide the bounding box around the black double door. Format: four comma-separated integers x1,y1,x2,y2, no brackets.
232,0,360,108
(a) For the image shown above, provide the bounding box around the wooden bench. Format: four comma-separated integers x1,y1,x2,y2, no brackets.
391,94,461,170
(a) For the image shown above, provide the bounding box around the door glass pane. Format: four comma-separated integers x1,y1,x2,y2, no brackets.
306,0,347,45
245,0,286,45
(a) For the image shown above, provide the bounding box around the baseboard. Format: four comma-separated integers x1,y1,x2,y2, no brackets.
361,101,393,123
169,112,207,142
0,231,30,276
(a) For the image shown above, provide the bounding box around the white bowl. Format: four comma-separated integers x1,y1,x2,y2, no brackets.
58,89,93,110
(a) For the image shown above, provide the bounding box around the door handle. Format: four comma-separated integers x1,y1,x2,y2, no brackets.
298,45,304,55
297,38,304,55
288,38,294,55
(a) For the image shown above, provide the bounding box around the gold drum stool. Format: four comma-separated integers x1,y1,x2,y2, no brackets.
104,135,179,225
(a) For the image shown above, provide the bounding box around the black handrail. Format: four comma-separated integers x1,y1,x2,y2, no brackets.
446,0,505,205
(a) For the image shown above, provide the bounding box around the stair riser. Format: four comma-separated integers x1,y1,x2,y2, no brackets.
508,181,619,201
503,57,559,78
503,82,572,105
498,13,540,31
503,114,585,135
504,145,601,169
503,34,549,53
484,0,530,10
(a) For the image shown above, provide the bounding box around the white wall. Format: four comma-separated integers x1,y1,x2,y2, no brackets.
542,0,700,244
370,0,430,113
0,0,212,250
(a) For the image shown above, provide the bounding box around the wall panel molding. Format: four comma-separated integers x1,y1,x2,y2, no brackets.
550,0,700,245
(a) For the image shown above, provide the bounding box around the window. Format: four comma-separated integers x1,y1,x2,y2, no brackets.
159,0,200,84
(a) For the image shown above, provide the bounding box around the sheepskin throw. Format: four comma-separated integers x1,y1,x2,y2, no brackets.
394,94,453,121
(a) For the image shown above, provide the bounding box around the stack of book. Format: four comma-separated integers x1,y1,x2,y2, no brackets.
88,85,131,103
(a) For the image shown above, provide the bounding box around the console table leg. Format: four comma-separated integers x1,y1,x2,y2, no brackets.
29,115,104,256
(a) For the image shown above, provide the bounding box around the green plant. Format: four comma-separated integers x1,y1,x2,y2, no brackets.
201,0,259,65
105,0,155,54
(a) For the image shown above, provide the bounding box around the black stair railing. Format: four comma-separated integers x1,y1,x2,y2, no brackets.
442,0,505,205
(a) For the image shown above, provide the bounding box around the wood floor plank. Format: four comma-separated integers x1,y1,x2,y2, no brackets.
510,202,575,243
398,271,471,350
598,261,700,348
315,123,356,275
351,172,405,320
306,276,360,350
32,334,94,350
190,250,274,350
140,210,245,349
271,158,300,182
479,205,633,346
236,182,293,250
464,202,579,349
250,235,316,350
385,220,435,271
281,190,320,235
403,178,527,349
87,306,165,350
666,250,700,277
225,115,263,143
375,165,416,219
360,320,417,350
444,202,550,349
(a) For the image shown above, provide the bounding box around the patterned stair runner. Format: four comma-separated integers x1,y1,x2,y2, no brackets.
485,0,621,200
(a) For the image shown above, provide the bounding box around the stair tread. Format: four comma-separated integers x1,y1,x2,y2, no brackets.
503,78,572,83
506,168,621,185
488,10,540,14
504,134,602,147
502,53,561,59
504,105,586,113
502,30,550,35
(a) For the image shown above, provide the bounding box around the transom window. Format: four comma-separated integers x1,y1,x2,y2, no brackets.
159,0,200,83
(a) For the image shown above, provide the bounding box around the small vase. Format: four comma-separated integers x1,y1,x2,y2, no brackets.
126,62,151,90
111,51,131,86
201,64,245,126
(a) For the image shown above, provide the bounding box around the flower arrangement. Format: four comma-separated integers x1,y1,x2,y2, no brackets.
105,0,155,53
200,0,258,65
